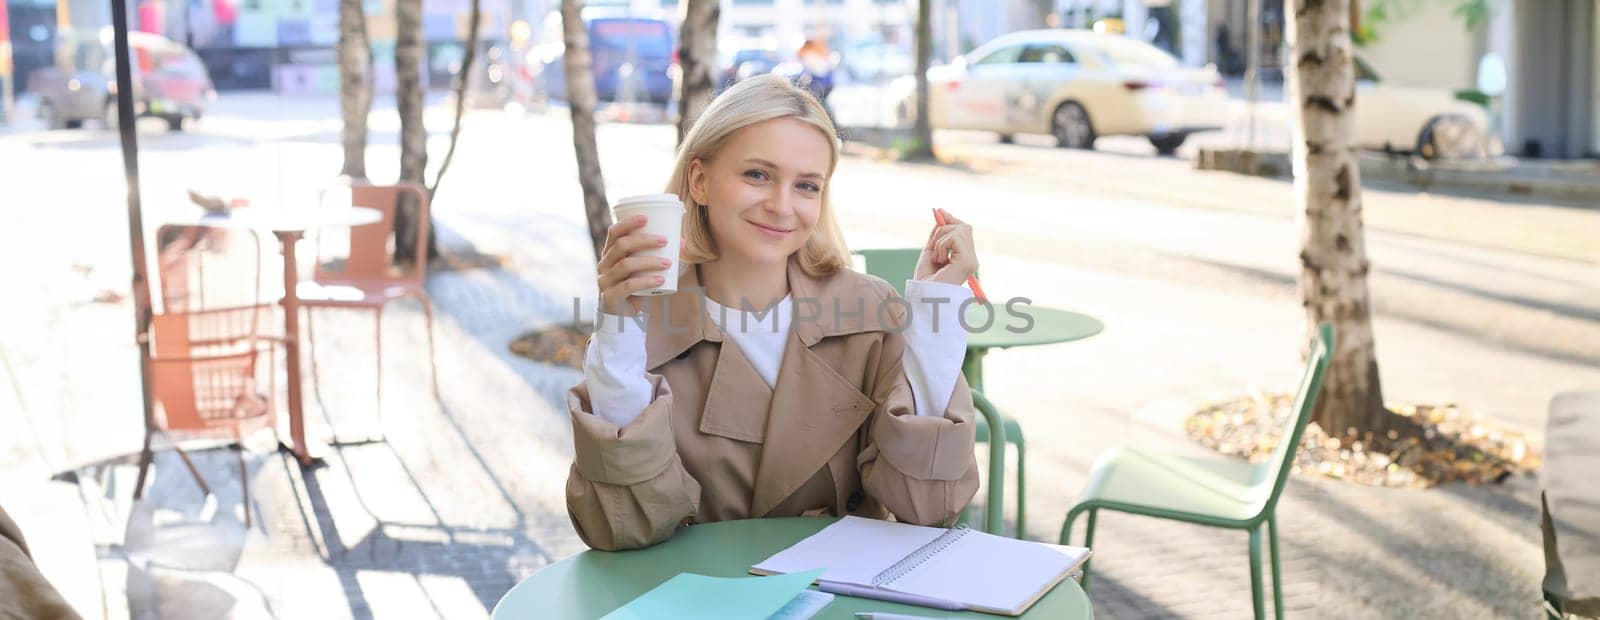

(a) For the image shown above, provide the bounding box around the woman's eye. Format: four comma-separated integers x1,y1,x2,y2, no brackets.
743,169,769,181
797,181,821,193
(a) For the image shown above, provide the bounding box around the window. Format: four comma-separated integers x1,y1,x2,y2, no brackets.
1018,44,1074,64
1353,56,1381,83
971,45,1022,66
1092,38,1177,69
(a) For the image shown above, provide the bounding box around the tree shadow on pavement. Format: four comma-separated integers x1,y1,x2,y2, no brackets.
1176,253,1600,369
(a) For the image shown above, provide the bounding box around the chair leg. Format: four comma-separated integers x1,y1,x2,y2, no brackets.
1082,508,1098,588
133,429,155,500
306,305,326,413
1249,525,1265,620
1013,435,1026,539
420,295,440,399
1269,514,1284,620
236,433,251,529
306,306,352,444
158,429,213,497
374,305,384,435
1060,506,1099,589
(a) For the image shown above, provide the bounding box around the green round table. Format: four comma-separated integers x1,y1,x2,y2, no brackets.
492,518,1092,619
961,304,1104,393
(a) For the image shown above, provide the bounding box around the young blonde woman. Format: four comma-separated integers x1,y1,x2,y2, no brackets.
567,74,982,551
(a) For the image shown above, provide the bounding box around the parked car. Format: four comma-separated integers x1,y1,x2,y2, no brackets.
29,28,214,131
526,9,675,107
890,29,1228,154
1352,55,1491,160
839,40,913,83
719,48,780,91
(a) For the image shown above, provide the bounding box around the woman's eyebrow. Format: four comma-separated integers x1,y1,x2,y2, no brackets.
743,158,824,180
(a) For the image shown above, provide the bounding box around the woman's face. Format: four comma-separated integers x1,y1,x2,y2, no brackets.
689,117,832,269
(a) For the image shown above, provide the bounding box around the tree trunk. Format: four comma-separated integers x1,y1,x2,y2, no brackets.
563,0,610,262
906,0,935,160
1286,0,1391,439
393,0,435,263
337,0,371,179
428,0,482,203
674,0,720,146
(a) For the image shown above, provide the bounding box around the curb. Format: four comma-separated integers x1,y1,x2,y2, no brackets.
1197,148,1600,204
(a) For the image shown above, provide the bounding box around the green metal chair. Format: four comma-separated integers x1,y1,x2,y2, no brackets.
1059,323,1333,620
854,248,1023,537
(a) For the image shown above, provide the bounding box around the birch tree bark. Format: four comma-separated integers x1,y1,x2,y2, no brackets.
674,0,720,146
1286,0,1393,438
337,0,371,178
394,0,433,262
563,0,610,261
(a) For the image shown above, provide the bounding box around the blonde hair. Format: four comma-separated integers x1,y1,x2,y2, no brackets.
667,73,851,277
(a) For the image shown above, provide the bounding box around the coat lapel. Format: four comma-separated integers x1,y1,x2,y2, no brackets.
698,334,774,443
748,259,890,517
750,328,876,517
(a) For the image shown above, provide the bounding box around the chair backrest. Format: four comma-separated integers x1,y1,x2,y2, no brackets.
155,224,264,314
853,248,921,297
1249,323,1334,515
149,305,273,431
315,179,430,285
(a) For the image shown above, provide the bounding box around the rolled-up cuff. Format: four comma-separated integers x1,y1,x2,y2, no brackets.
569,374,678,486
871,381,976,482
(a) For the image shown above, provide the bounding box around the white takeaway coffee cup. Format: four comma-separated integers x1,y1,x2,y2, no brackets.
612,193,685,296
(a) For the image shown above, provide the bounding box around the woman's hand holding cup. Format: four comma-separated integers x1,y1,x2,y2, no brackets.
597,215,674,316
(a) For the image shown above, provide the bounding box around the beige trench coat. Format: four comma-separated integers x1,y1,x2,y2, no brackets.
566,258,980,551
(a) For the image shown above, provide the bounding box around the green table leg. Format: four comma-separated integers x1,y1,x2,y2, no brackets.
968,389,1006,535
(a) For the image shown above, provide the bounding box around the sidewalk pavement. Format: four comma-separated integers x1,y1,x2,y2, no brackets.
0,96,1565,618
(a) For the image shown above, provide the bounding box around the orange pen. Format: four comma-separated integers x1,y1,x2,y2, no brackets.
933,208,987,302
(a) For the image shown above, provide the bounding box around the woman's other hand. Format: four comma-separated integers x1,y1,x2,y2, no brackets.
914,208,978,287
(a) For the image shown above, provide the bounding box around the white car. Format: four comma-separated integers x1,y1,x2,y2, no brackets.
894,30,1230,154
1352,56,1492,159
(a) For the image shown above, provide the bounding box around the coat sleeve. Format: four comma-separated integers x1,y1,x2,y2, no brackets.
1,504,83,620
856,320,981,527
565,371,702,551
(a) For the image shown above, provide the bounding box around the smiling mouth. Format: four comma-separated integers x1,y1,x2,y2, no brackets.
748,220,793,235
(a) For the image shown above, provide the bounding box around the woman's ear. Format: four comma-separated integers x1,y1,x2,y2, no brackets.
687,158,709,207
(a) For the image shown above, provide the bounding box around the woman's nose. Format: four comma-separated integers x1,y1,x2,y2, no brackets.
765,187,794,216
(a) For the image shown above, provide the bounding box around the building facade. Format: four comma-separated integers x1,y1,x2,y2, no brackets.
1490,0,1597,158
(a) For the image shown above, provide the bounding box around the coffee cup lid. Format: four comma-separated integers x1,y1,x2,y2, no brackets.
614,193,684,211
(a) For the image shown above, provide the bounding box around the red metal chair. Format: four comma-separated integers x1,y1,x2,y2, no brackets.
137,305,277,526
300,180,439,433
141,224,278,526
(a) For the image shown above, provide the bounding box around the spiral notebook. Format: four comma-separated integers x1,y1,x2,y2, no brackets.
750,516,1092,616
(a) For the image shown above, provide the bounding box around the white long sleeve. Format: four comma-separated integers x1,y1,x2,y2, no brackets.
581,280,972,426
900,279,973,417
582,310,653,427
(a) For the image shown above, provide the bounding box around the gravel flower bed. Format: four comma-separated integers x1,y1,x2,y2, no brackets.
509,324,590,369
1185,390,1540,488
